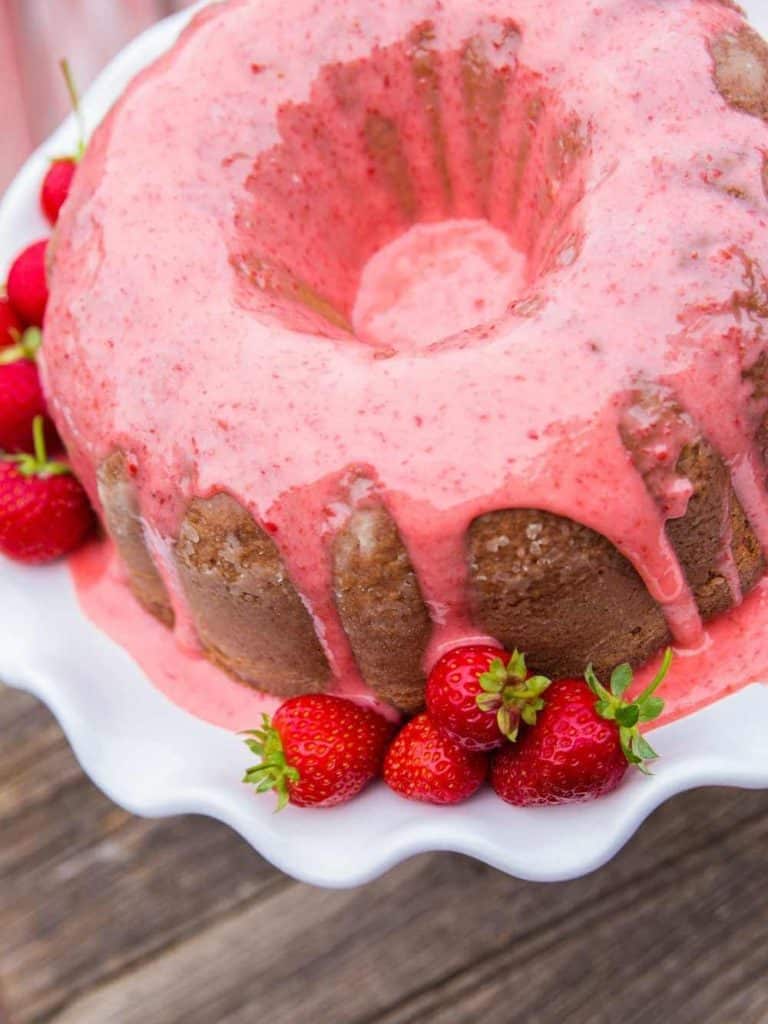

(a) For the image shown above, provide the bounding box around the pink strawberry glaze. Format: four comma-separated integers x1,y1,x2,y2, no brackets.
69,536,401,727
353,220,526,351
42,0,768,725
69,534,768,731
69,538,280,730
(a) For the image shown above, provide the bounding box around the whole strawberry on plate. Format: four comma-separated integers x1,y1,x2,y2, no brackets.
491,649,672,807
383,713,488,805
426,645,551,751
41,61,86,225
0,416,93,564
6,241,49,328
0,327,59,453
242,694,392,809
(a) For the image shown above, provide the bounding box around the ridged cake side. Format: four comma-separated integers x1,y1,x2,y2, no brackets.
333,508,431,712
174,494,331,696
97,452,175,627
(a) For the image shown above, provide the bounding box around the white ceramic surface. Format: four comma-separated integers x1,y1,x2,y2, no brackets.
1,1,768,889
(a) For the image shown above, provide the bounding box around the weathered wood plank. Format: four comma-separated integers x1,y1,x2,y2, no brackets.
0,688,292,1023
366,800,768,1024
0,984,13,1024
0,803,290,1023
0,778,129,882
45,789,768,1024
0,685,40,728
0,687,83,819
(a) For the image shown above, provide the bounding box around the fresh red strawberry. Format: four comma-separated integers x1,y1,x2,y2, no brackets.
0,297,22,350
41,160,77,225
491,650,672,806
242,694,392,809
0,416,93,564
40,62,85,225
0,361,49,453
426,645,551,751
0,328,59,453
383,713,487,805
7,241,49,327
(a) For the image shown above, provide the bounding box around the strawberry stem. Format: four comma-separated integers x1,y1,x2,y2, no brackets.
60,59,86,160
476,651,551,742
0,326,42,365
1,416,71,477
32,414,46,464
242,714,300,811
584,649,673,774
636,646,673,704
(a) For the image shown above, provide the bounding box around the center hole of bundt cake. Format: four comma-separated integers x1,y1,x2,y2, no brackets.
231,19,588,346
352,219,526,350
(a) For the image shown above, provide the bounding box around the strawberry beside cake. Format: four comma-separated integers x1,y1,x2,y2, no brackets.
3,0,768,805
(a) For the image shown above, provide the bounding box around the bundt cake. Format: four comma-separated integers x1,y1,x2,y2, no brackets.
42,0,768,719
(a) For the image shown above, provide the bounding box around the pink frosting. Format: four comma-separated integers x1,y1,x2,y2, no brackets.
43,0,768,726
70,538,281,730
68,535,768,731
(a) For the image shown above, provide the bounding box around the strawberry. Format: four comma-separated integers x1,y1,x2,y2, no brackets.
491,650,672,807
40,62,85,225
0,297,22,350
0,416,93,564
0,327,58,453
7,241,49,327
383,713,488,805
242,694,392,809
0,360,49,454
426,645,551,751
41,160,77,225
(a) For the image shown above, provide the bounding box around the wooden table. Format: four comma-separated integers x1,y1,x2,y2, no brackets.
2,681,768,1024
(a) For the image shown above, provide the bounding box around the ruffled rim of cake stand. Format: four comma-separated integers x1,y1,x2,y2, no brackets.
1,0,768,889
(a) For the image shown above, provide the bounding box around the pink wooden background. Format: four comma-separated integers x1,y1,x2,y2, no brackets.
0,0,195,191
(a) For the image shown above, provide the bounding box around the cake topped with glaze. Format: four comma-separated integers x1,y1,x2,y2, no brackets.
42,0,768,721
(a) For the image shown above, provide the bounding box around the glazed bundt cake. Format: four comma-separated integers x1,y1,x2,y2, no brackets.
43,0,768,716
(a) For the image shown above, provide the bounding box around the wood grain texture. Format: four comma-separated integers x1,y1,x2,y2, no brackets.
0,688,288,1022
2,685,768,1024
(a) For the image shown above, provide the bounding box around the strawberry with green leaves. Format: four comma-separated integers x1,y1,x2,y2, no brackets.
583,652,669,772
426,645,551,751
0,326,60,453
0,416,93,564
491,649,672,806
41,61,86,225
242,694,392,809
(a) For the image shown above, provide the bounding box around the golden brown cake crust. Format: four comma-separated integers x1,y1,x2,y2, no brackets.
97,452,175,627
712,26,768,120
333,508,431,713
174,493,331,696
467,439,766,682
666,442,764,617
467,509,670,679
